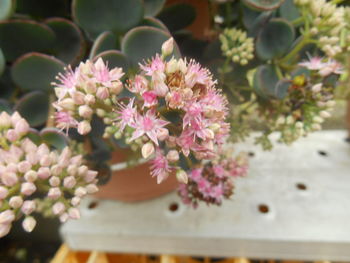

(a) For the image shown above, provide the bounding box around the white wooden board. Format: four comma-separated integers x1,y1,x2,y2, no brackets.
61,130,350,261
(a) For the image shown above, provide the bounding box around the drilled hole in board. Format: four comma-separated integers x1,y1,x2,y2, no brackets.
296,183,307,190
169,202,179,212
318,150,328,157
88,201,99,209
258,204,269,214
248,152,255,157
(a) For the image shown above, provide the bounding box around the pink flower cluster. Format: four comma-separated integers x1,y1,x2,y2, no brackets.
114,42,230,184
178,153,248,207
299,56,343,76
53,58,124,135
0,111,98,238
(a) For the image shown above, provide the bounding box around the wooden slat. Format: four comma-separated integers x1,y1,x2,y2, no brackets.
87,251,109,263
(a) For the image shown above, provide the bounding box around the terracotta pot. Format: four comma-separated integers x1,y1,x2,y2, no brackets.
94,150,178,202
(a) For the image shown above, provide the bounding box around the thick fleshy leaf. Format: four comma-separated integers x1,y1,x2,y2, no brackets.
27,128,42,145
279,0,300,21
121,26,181,66
243,0,285,11
0,20,55,61
40,128,69,150
144,0,165,16
72,0,143,39
89,31,118,59
0,99,11,113
93,50,129,73
157,3,196,32
256,18,295,60
14,91,49,126
0,67,16,99
253,64,279,99
140,17,169,32
242,6,272,37
0,48,4,76
15,0,69,18
11,52,65,91
0,0,15,20
45,17,86,64
274,79,290,99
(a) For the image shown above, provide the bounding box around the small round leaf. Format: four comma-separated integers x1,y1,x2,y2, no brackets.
93,50,129,73
14,91,49,126
144,0,165,16
89,31,118,59
0,48,4,76
11,52,65,91
253,64,279,98
0,99,12,113
40,127,69,150
243,0,285,11
279,0,300,21
140,17,169,32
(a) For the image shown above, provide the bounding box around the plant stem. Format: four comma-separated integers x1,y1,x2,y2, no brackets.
279,36,310,64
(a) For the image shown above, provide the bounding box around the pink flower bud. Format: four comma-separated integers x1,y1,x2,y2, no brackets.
77,165,88,176
78,105,93,118
21,200,36,215
67,165,77,176
0,111,12,127
25,152,39,165
21,138,37,153
0,210,15,224
85,170,97,183
161,37,174,57
10,112,22,125
9,196,23,209
51,164,63,176
58,98,75,111
48,187,61,199
74,187,87,197
166,150,179,162
37,144,50,157
70,155,83,165
6,163,17,173
52,202,65,215
68,208,80,219
86,184,98,194
110,81,123,95
59,213,69,223
0,223,11,238
71,197,81,206
6,129,19,142
14,118,29,135
96,87,109,100
63,176,76,188
22,216,36,232
77,121,91,135
58,147,71,167
84,94,96,105
18,161,32,173
1,172,18,186
166,136,176,148
71,91,85,105
141,142,155,159
153,81,168,97
40,155,52,167
21,182,37,196
37,167,51,179
157,128,169,141
176,170,188,184
0,186,8,199
24,170,37,182
49,176,60,187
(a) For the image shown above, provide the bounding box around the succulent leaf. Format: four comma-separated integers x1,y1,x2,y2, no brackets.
0,99,12,113
93,50,129,73
279,0,300,21
140,17,169,32
144,0,166,17
243,0,285,11
40,127,69,150
89,31,118,59
253,64,279,99
0,48,4,76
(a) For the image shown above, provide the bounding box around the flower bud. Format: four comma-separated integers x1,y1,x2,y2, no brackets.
40,155,52,167
166,58,178,74
6,129,19,142
49,176,60,187
51,164,63,176
21,200,36,215
48,187,61,199
96,87,109,100
52,202,65,215
110,82,123,94
22,216,36,232
311,83,322,93
166,150,179,162
162,37,174,57
71,197,81,206
14,119,29,135
141,142,155,159
0,210,15,224
0,223,11,238
157,128,169,141
9,196,23,209
77,121,91,135
58,98,75,111
84,94,96,105
176,170,188,184
37,167,51,179
0,187,8,199
26,152,39,165
85,170,98,183
21,182,36,196
74,187,87,197
22,138,37,153
63,176,76,188
1,172,18,186
71,91,85,105
18,161,32,173
78,165,88,176
78,105,93,119
86,184,98,194
59,213,69,223
68,208,80,219
0,112,12,127
24,170,37,182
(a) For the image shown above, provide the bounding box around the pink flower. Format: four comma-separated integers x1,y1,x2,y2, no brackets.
142,91,158,108
54,111,78,134
140,55,165,76
213,165,225,178
299,56,324,70
53,66,78,100
115,98,137,132
210,184,224,200
319,59,343,76
189,168,202,182
150,150,171,184
130,109,169,146
185,60,215,88
176,130,203,156
128,75,148,94
92,58,124,86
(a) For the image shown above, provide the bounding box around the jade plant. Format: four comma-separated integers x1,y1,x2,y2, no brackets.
0,0,349,238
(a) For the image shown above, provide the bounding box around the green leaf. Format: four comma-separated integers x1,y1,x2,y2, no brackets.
279,0,300,21
72,0,143,39
256,18,295,60
15,0,70,18
144,0,165,16
14,91,49,127
45,17,86,64
0,0,15,21
0,99,11,113
89,31,118,59
253,64,279,99
243,0,285,11
121,26,181,67
0,67,16,99
274,79,290,99
93,50,129,73
157,3,196,32
140,17,169,32
11,52,65,91
0,20,55,61
0,48,4,76
40,127,69,150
